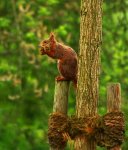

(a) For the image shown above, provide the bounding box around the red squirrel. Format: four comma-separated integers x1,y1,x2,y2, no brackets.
39,33,77,87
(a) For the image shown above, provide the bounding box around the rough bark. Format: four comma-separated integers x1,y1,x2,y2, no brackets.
75,0,102,149
107,83,122,150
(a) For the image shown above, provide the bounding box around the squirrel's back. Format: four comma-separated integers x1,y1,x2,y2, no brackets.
55,43,77,60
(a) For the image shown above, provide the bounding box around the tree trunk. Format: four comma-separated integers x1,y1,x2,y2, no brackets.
75,0,102,150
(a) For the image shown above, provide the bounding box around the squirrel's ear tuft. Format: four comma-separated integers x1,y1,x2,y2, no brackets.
49,32,55,42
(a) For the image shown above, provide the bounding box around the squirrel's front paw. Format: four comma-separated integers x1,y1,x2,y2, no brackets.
56,76,67,81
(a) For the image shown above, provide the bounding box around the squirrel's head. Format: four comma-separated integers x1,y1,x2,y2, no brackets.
39,33,56,55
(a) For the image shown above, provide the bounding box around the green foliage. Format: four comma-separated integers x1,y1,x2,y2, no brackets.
0,0,128,149
0,17,10,28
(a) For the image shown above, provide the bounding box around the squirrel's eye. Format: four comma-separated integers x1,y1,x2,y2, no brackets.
44,40,47,43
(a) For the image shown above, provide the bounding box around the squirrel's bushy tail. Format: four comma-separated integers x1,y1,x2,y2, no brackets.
73,79,77,90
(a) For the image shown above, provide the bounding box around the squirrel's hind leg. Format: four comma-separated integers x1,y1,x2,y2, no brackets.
56,76,70,82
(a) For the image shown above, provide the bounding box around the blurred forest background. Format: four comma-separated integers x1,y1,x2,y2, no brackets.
0,0,128,149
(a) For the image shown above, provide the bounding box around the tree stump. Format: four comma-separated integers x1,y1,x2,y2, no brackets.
107,83,122,150
50,81,70,150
